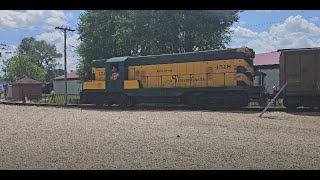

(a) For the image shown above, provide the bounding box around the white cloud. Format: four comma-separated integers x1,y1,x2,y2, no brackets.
230,15,320,53
239,21,247,25
0,10,71,30
36,31,80,72
230,26,258,39
309,17,319,22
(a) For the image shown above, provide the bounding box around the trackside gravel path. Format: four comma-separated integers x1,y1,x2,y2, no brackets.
0,104,319,170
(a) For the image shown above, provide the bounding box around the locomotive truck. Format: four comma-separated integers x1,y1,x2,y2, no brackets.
80,47,267,108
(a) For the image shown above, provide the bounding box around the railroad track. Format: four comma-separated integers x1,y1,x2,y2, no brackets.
1,101,319,113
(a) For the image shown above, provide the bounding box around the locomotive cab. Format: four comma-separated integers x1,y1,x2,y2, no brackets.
253,70,266,87
253,70,268,107
80,59,107,104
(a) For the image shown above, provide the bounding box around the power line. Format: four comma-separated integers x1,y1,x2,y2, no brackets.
0,26,77,30
55,26,75,106
314,40,320,47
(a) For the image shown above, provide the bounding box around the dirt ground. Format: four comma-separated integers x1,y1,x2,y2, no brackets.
0,104,319,170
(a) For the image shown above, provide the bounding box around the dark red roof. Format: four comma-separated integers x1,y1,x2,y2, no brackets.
253,51,281,66
54,72,79,80
12,77,42,85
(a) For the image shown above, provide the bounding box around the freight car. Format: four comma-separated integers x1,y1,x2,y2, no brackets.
80,47,267,108
279,48,320,109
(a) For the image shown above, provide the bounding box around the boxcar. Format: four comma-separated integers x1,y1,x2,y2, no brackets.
279,48,320,109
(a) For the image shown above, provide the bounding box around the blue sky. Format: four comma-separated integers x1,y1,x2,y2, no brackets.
234,10,320,32
229,10,320,53
1,10,320,74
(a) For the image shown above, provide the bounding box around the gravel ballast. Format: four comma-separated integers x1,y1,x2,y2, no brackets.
0,104,320,170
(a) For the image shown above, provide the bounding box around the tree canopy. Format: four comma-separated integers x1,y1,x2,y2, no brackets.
77,10,241,80
18,37,62,68
1,37,64,83
18,37,63,82
2,55,46,82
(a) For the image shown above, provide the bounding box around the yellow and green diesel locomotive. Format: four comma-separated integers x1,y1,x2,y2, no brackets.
80,47,267,107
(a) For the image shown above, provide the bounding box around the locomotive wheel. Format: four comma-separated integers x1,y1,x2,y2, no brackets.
223,92,248,108
94,98,105,107
94,97,104,107
106,101,114,106
130,97,137,107
240,92,249,107
79,92,88,104
95,102,104,107
117,94,132,108
283,97,297,109
184,94,201,108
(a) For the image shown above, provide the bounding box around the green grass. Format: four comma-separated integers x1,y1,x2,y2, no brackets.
2,96,12,101
33,94,80,104
20,94,284,108
248,101,285,108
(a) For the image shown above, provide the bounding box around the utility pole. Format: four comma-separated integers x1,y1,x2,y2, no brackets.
55,26,75,105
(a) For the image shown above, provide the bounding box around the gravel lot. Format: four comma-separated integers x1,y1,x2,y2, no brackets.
0,104,320,170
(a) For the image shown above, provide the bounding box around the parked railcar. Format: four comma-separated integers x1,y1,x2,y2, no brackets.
279,48,320,109
80,48,267,108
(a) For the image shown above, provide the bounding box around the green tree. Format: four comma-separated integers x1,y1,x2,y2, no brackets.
44,68,65,82
2,55,46,82
18,37,62,82
76,11,132,80
77,10,241,80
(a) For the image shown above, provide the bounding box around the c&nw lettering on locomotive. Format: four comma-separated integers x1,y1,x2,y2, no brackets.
157,69,173,73
172,75,206,82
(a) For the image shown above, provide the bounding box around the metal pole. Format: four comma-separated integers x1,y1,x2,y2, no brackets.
55,26,75,105
64,30,67,105
259,82,288,117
